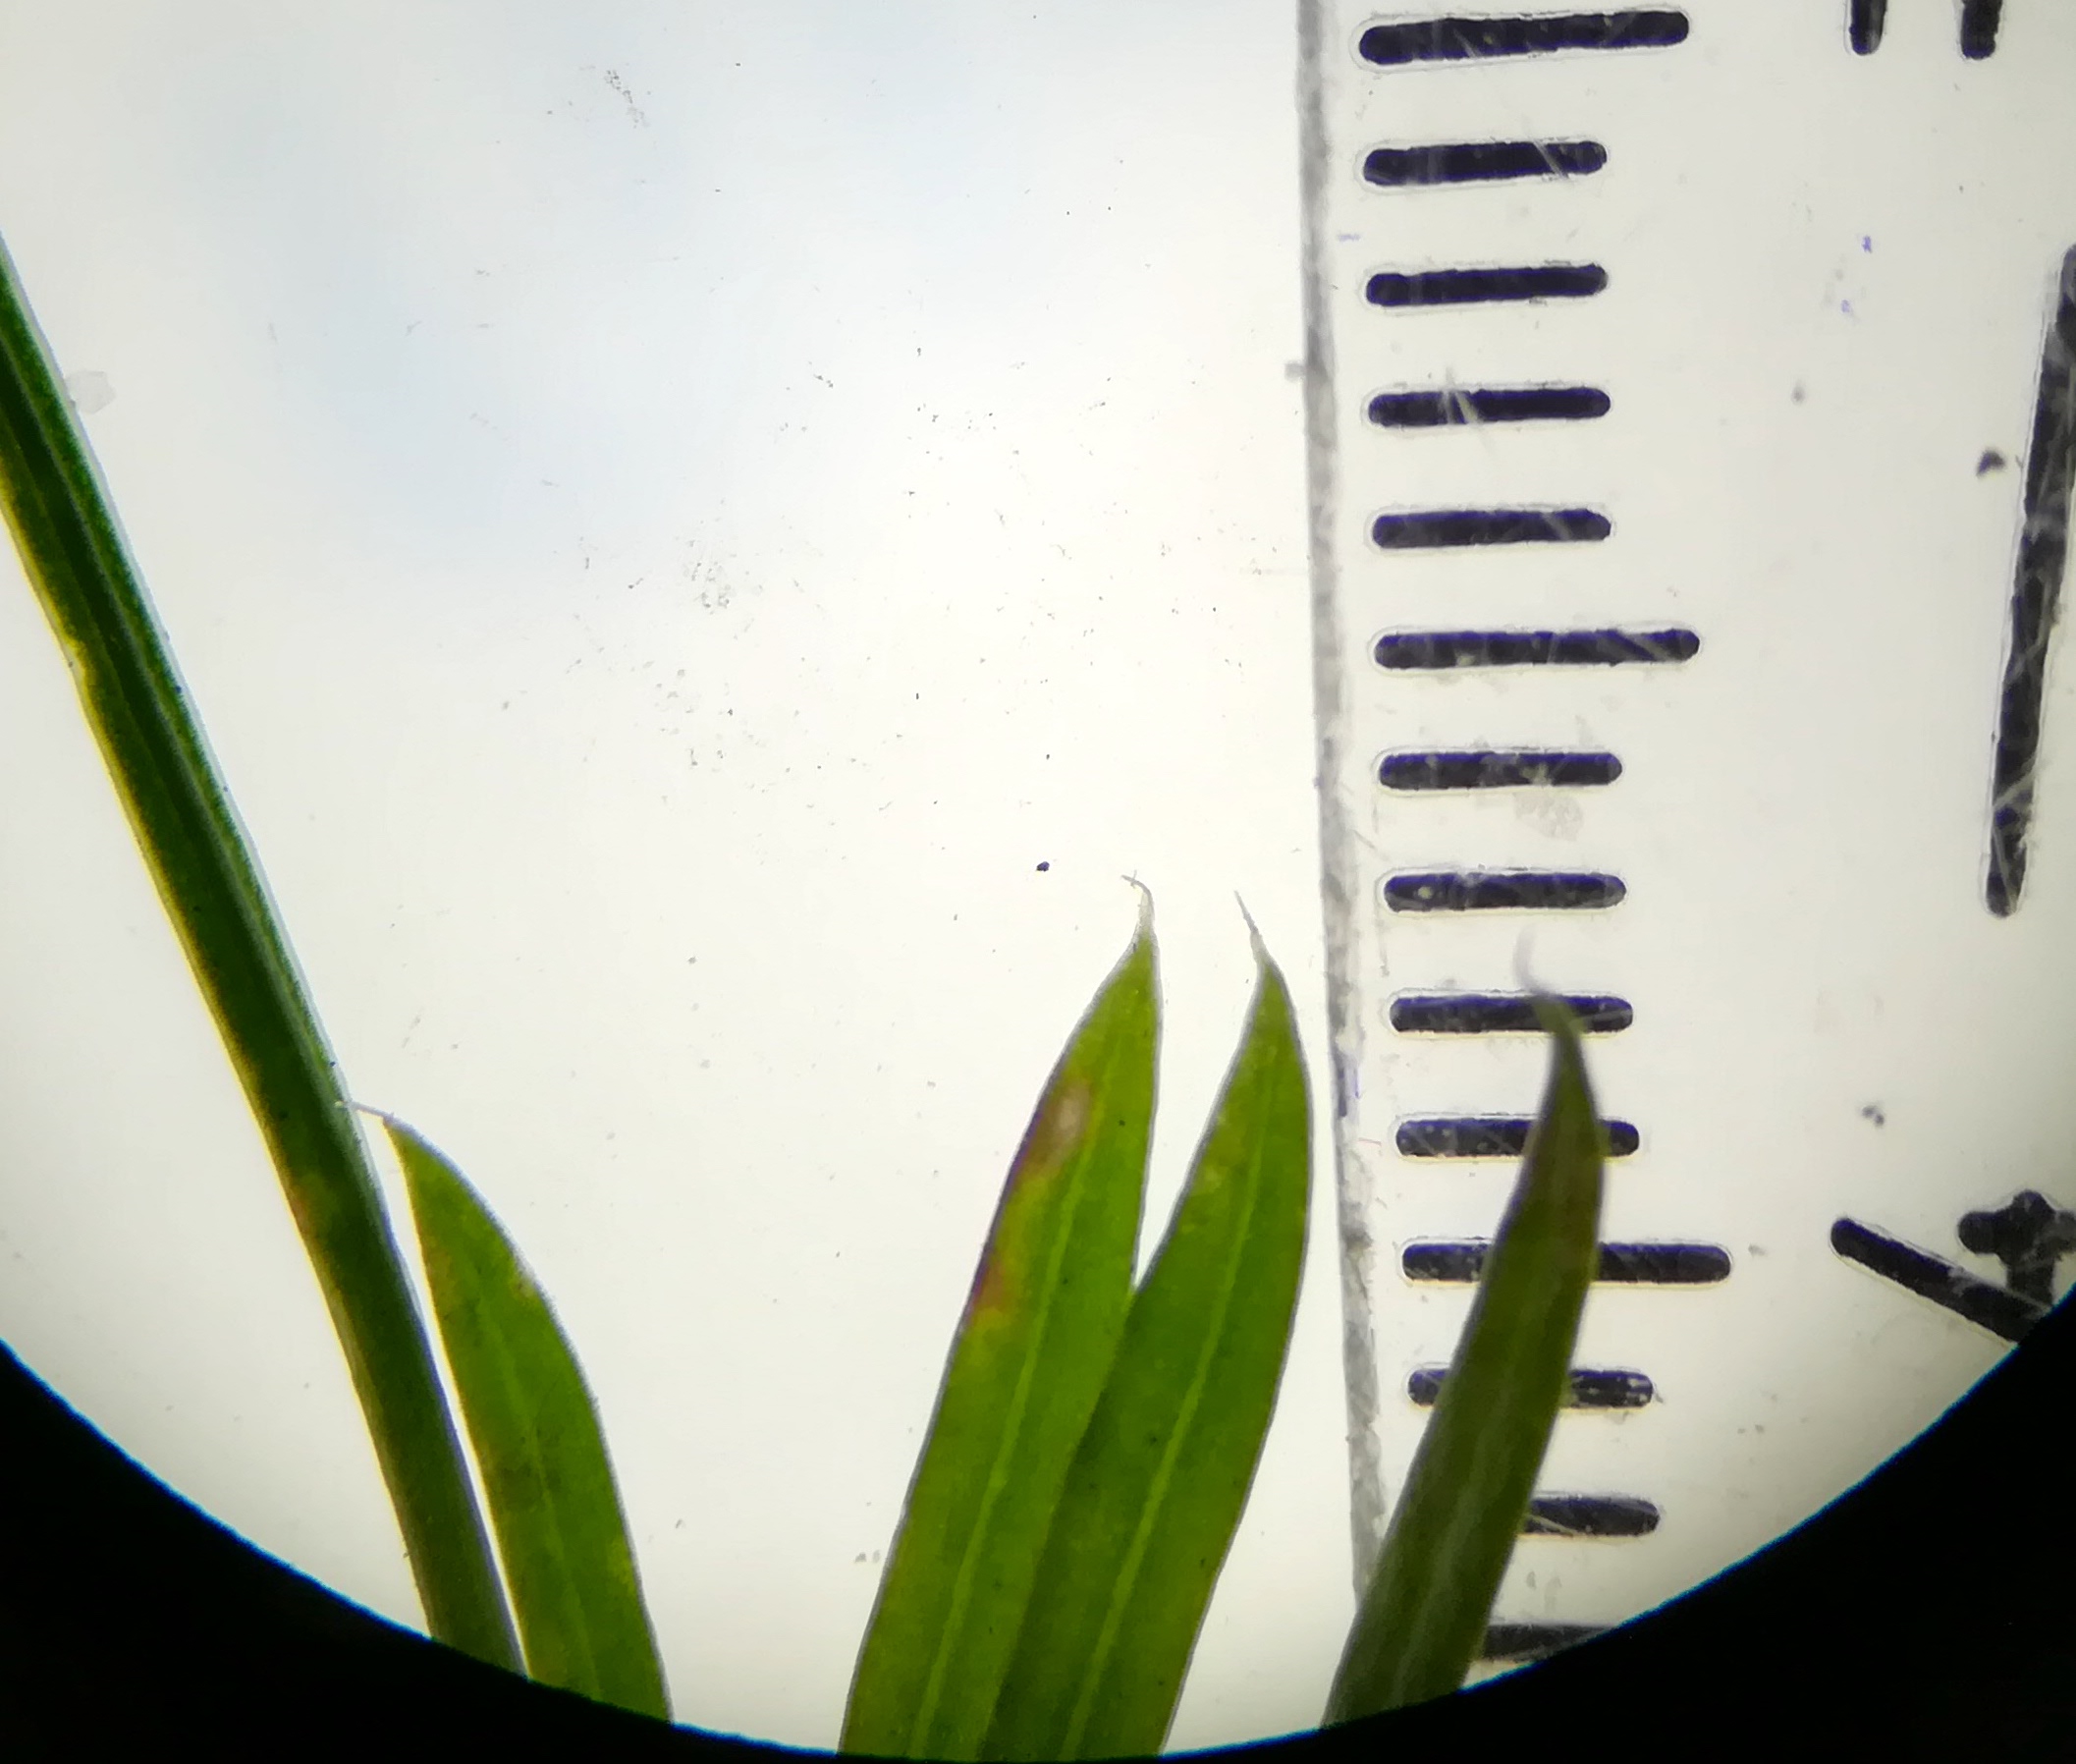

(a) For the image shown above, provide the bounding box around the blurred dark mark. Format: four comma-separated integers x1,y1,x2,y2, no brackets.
1978,448,2007,475
1961,0,2002,57
1830,1218,2044,1341
1985,246,2076,915
1850,2,1996,56
1956,1191,2076,1305
1479,1621,1608,1664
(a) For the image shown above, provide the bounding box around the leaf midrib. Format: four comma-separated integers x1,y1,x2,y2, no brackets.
906,1025,1140,1756
1059,1052,1280,1757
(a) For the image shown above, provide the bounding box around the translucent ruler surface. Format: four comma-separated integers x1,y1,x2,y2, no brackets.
1301,2,2076,1671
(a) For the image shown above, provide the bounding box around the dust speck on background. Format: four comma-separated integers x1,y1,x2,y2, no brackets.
63,369,114,414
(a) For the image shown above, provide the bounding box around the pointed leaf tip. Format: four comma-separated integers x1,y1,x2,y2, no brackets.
842,902,1159,1759
1325,997,1605,1724
381,1118,669,1722
1120,875,1155,940
1232,895,1272,972
982,912,1309,1760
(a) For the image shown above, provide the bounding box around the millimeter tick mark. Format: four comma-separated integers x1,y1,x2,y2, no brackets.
1379,749,1621,790
1831,1218,2044,1340
1411,1365,1654,1407
1368,265,1607,307
1850,0,2000,56
1369,386,1611,427
1389,992,1633,1034
1373,508,1612,549
1403,1240,1731,1284
1358,12,1689,65
1396,1116,1640,1158
1364,140,1606,187
1384,870,1625,911
1960,0,2003,59
1374,628,1697,668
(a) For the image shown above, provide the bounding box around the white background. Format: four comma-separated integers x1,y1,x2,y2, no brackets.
0,5,1350,1748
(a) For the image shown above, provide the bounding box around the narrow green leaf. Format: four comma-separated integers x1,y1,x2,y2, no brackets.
983,912,1311,1762
842,893,1161,1760
383,1117,670,1720
0,233,517,1668
1324,995,1606,1723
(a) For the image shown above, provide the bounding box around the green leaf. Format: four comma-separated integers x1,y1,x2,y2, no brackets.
1324,994,1607,1724
842,892,1161,1760
982,911,1311,1762
0,232,517,1668
384,1117,670,1720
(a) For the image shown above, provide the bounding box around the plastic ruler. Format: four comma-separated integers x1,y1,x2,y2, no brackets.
1301,1,2076,1672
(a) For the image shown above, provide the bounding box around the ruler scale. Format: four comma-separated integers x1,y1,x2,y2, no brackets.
1302,1,2076,1674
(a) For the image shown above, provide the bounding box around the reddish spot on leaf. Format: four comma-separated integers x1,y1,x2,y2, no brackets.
963,1075,1095,1326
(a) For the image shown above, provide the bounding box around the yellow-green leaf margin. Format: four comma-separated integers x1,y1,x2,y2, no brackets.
983,910,1310,1761
1325,994,1606,1722
384,1118,669,1720
842,892,1160,1760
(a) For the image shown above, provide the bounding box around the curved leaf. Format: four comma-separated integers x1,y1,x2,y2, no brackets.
0,232,515,1668
983,915,1310,1761
384,1118,669,1720
842,894,1160,1760
1324,995,1607,1722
